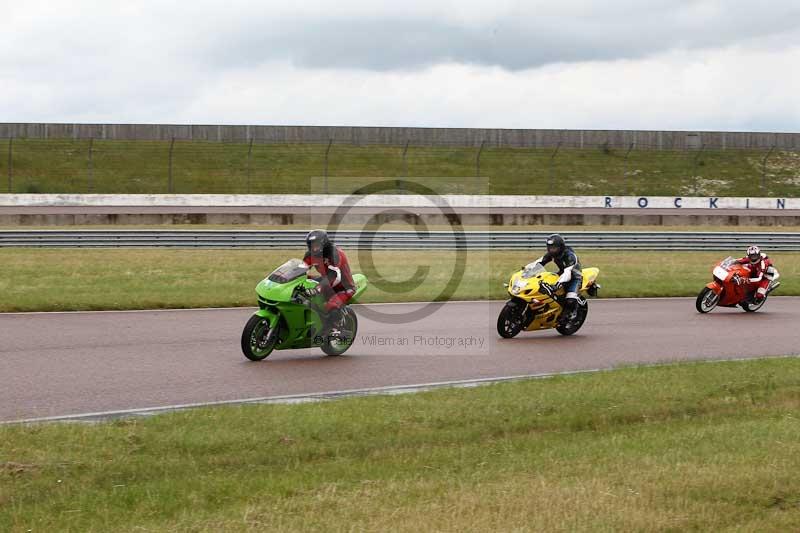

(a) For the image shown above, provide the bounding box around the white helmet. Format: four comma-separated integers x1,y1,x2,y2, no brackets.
746,245,761,263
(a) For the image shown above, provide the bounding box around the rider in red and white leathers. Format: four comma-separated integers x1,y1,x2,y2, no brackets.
737,245,779,301
302,229,355,321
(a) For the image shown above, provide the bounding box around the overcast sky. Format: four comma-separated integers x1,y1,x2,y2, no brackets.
2,0,799,131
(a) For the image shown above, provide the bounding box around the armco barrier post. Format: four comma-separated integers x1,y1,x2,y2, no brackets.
168,137,175,193
6,137,11,192
87,137,94,192
761,145,776,192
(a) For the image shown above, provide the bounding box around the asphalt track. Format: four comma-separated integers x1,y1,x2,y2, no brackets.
1,298,798,423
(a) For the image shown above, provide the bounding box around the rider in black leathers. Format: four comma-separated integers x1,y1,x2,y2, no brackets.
533,234,582,323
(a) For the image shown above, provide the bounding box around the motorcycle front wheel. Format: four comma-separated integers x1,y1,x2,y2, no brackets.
696,287,720,313
497,301,525,338
241,315,279,361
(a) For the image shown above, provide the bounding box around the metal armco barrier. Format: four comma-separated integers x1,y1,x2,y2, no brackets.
2,230,800,250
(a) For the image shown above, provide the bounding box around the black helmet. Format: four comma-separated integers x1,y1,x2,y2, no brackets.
306,229,333,255
546,234,566,256
306,229,331,256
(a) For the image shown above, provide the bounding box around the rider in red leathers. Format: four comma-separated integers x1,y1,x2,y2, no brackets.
737,245,778,301
302,230,355,330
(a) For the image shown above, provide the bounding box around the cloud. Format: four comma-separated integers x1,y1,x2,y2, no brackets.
179,45,800,131
0,1,799,130
204,1,800,71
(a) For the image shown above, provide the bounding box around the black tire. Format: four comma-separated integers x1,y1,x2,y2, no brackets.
321,308,358,356
497,301,525,339
556,300,589,336
741,295,767,312
241,315,279,361
696,287,720,314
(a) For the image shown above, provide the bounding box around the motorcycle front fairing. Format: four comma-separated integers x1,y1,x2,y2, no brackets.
707,257,755,306
254,259,325,350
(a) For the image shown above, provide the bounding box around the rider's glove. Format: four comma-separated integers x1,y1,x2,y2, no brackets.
539,282,553,297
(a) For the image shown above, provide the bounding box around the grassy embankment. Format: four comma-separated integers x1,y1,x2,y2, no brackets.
1,249,798,312
5,138,800,196
2,357,800,531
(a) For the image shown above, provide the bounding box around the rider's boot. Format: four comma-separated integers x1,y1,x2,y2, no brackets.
321,307,344,335
560,298,578,325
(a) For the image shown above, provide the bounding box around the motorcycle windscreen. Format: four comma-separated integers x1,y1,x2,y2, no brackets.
713,257,737,281
268,259,309,283
521,262,546,279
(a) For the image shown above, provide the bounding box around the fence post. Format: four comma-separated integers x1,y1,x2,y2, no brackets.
87,137,94,193
475,140,485,177
623,142,635,196
397,139,410,192
246,137,254,193
548,142,562,194
323,139,333,193
168,137,175,193
6,137,12,193
401,139,409,177
692,144,705,196
761,145,776,192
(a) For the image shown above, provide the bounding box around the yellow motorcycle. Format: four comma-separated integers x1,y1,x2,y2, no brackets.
497,263,600,338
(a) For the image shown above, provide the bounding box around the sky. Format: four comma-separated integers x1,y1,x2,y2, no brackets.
2,0,800,131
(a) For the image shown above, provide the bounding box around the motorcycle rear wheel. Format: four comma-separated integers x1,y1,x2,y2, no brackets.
241,315,279,361
740,296,767,312
696,287,720,313
321,308,358,356
556,301,589,336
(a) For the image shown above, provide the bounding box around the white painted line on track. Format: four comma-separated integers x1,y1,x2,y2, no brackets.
0,371,604,424
4,354,797,425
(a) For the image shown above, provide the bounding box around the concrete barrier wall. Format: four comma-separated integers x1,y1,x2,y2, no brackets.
0,194,797,210
0,123,798,149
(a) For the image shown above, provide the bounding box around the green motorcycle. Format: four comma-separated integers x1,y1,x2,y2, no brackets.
241,259,368,361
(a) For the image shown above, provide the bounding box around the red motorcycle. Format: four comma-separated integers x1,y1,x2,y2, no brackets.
696,256,780,313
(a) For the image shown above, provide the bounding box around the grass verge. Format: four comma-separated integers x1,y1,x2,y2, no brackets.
1,249,799,312
2,357,800,531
